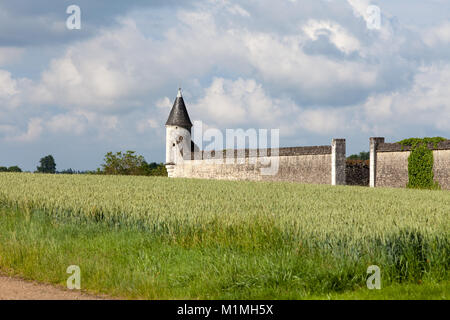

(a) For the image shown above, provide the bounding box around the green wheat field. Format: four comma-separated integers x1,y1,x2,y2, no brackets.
0,172,448,299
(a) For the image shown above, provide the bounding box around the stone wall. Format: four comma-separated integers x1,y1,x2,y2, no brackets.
370,138,450,190
433,149,450,190
168,140,346,185
376,150,410,188
172,154,332,184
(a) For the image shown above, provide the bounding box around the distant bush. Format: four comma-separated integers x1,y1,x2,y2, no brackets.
141,161,168,176
347,151,369,161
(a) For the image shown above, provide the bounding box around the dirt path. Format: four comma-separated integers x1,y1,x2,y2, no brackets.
0,275,108,300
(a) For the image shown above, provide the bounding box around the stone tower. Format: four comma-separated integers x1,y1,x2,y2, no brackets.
165,89,193,176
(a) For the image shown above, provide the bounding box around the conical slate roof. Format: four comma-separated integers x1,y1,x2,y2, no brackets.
165,89,193,130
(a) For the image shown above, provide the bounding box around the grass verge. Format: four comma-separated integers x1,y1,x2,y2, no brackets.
0,206,447,299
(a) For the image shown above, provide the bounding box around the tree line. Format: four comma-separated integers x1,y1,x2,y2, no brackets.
347,151,369,161
1,151,167,176
0,166,22,172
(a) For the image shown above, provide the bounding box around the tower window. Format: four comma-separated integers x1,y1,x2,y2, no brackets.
173,143,175,147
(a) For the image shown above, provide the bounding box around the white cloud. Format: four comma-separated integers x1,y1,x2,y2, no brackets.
1,2,384,114
156,97,172,109
242,31,378,103
302,20,361,54
361,63,450,133
346,0,394,40
363,94,394,118
0,47,24,66
226,4,250,17
424,21,450,46
6,118,43,142
137,118,159,133
0,70,19,98
0,69,24,109
300,108,348,134
32,32,143,111
192,77,296,127
74,110,119,132
46,113,88,135
190,77,354,137
346,0,371,21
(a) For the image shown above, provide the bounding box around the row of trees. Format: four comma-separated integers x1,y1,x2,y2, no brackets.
3,151,167,177
0,166,22,172
31,152,166,176
1,155,53,174
3,155,62,174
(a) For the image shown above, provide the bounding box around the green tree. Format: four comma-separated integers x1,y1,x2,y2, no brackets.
8,166,22,172
0,166,8,172
37,155,56,173
101,151,147,175
148,163,168,176
100,151,167,176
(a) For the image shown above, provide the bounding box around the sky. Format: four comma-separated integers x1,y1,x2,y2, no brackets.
0,0,449,171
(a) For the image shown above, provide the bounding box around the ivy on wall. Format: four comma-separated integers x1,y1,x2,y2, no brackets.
397,137,446,190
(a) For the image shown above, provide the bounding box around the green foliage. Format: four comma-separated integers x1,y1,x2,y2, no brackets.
347,151,369,160
398,137,446,149
101,151,167,176
36,155,56,174
397,137,446,190
142,162,168,176
0,166,23,172
406,144,439,190
101,151,146,175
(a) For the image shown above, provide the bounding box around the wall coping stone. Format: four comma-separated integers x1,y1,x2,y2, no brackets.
189,145,332,160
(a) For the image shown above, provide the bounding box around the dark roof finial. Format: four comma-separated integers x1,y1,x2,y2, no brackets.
165,88,193,129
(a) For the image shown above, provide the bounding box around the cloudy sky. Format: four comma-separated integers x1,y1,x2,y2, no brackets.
0,0,449,171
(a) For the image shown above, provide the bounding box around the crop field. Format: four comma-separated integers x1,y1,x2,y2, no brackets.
0,172,449,299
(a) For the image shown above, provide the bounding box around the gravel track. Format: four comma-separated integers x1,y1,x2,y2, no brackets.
0,275,107,300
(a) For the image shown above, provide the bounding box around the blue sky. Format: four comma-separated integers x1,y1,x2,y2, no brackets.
0,0,449,171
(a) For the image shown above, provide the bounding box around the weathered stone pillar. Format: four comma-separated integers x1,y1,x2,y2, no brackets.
369,137,385,188
332,139,346,185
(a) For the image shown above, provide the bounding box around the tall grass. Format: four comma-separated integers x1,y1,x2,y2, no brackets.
0,172,448,298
